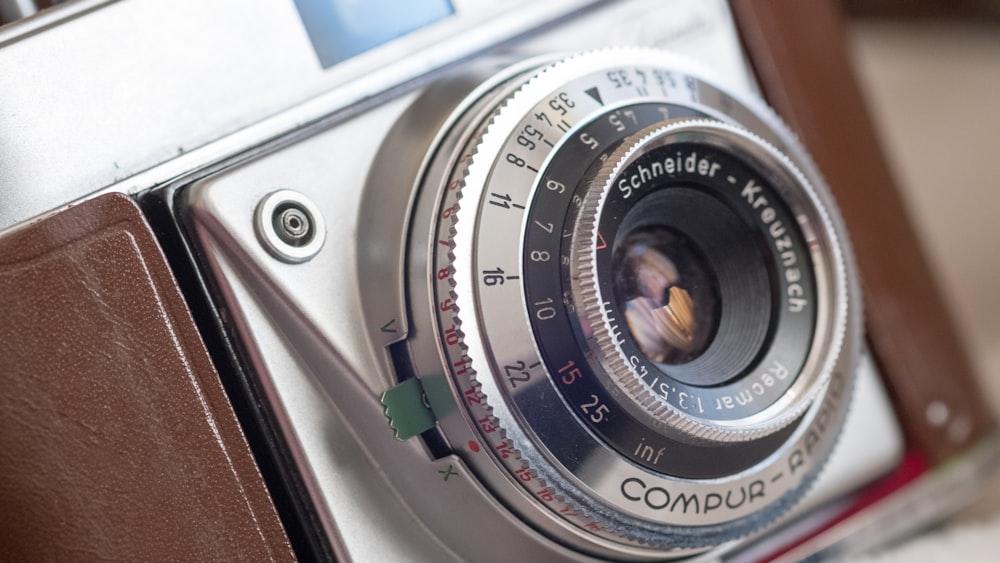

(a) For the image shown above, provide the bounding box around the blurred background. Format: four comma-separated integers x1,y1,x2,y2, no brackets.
847,1,1000,417
845,2,1000,559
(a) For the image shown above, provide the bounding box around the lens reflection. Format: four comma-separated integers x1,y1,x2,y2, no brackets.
614,228,720,365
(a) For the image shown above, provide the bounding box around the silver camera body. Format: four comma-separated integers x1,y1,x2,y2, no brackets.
0,0,905,560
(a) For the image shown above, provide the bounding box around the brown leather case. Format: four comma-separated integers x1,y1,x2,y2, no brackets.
730,0,995,463
0,194,295,561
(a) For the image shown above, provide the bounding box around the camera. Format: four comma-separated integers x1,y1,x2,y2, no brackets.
1,0,996,561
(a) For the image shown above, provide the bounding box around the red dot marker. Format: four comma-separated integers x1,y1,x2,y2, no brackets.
468,440,481,453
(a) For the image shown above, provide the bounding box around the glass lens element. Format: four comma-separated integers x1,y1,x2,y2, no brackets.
613,227,720,365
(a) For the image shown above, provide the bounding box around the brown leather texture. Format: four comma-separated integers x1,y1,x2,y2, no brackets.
730,0,995,463
0,194,295,561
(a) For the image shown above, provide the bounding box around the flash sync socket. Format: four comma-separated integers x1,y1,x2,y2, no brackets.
255,189,327,263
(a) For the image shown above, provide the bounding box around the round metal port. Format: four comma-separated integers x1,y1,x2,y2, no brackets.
255,189,326,263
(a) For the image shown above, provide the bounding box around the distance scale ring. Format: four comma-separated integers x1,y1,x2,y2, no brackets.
439,48,858,551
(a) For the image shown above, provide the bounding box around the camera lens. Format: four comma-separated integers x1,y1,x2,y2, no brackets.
401,50,859,554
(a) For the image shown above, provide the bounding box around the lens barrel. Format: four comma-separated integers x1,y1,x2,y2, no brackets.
407,49,859,556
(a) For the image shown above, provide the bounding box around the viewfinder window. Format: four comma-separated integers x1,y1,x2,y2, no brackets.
294,0,455,68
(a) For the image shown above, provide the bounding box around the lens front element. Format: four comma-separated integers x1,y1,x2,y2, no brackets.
607,185,775,390
614,224,720,367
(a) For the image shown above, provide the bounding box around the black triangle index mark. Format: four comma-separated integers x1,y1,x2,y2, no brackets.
584,86,604,105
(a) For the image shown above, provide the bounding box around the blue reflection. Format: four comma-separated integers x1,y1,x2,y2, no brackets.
295,0,455,68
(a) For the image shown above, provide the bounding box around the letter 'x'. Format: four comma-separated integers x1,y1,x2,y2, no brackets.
439,465,459,481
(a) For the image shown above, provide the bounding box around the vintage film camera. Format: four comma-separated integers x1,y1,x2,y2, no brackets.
1,0,997,560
